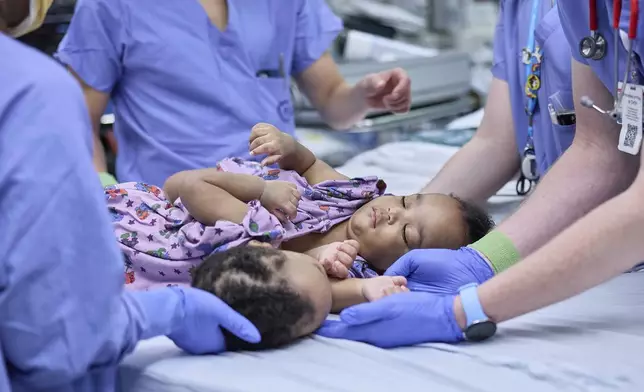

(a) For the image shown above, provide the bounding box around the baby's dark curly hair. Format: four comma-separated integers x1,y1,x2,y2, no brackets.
451,194,495,243
191,246,315,351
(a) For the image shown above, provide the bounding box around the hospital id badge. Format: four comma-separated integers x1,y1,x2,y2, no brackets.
618,83,644,155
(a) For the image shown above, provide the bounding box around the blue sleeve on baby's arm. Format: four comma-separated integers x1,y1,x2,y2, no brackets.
348,257,379,278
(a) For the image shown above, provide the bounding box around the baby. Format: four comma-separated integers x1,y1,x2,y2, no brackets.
108,124,493,344
192,244,367,350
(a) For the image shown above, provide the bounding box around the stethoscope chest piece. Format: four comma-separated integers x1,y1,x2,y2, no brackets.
579,32,607,60
520,148,539,181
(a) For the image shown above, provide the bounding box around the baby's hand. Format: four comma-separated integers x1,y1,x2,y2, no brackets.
318,240,360,279
249,123,297,166
259,180,301,222
361,276,409,302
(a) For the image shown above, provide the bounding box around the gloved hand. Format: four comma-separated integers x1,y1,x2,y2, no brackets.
384,247,494,295
316,292,463,348
167,287,261,354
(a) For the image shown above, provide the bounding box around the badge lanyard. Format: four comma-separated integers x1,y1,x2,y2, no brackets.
516,0,551,196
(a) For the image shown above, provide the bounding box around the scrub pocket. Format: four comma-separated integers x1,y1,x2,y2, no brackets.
548,90,576,155
553,123,576,156
256,77,294,125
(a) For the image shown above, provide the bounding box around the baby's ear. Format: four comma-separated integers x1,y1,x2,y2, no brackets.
247,240,273,248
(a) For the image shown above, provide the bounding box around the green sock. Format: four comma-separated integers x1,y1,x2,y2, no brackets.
99,172,118,188
469,231,520,274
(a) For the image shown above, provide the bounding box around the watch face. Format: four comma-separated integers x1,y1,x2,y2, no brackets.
465,321,497,342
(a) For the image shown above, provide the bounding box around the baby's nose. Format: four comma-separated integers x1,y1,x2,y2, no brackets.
387,207,403,223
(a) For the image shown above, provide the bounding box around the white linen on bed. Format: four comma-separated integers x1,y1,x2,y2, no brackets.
119,273,644,391
336,141,524,222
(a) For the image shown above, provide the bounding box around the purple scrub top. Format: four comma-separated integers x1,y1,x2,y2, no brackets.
494,0,575,176
55,0,342,186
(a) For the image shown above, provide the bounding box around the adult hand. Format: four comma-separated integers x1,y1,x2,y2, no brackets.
248,123,297,166
355,68,411,113
316,292,463,348
385,247,494,294
259,180,301,222
168,287,260,354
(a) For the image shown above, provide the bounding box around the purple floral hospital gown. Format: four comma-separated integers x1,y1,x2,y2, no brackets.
107,158,386,290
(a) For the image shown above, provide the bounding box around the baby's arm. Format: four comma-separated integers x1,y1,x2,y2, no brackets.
330,276,408,313
250,124,349,185
280,141,349,185
164,170,264,225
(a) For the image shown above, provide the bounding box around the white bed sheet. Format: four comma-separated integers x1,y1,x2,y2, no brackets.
120,273,644,391
336,141,524,222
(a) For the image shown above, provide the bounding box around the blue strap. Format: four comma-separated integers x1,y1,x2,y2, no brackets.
523,0,559,146
459,283,489,327
523,0,542,144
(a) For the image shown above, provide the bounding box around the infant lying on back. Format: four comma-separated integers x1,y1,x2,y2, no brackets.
107,124,494,350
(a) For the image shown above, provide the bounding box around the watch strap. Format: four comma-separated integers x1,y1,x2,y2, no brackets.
459,283,488,327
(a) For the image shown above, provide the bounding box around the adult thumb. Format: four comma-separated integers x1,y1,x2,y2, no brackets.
340,299,391,325
216,300,261,343
384,253,414,277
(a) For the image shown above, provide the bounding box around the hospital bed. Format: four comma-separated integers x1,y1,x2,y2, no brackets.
119,274,644,391
118,138,644,391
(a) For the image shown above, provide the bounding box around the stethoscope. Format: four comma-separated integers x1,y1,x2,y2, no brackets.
580,0,640,123
579,0,608,60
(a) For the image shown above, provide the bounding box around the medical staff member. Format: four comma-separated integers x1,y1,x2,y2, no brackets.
423,0,575,203
0,1,260,390
318,0,644,347
55,0,412,188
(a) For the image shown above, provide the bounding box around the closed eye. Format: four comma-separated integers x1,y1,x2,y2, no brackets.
400,197,410,245
402,224,409,246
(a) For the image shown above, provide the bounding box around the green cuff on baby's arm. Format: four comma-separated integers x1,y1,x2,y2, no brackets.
469,231,520,274
99,172,118,188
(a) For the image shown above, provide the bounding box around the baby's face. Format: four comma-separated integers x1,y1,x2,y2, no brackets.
268,250,332,337
347,193,468,271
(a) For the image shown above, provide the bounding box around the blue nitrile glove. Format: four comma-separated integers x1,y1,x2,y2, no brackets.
168,287,261,354
316,292,463,348
385,248,494,294
134,286,261,354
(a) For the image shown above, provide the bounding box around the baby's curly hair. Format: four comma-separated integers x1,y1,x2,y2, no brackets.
191,246,315,351
451,194,495,243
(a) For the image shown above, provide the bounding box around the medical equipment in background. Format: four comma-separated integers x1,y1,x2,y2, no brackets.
16,0,74,54
580,0,639,126
425,0,467,49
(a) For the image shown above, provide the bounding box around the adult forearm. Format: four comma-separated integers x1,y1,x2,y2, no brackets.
422,137,519,204
476,186,644,324
89,289,182,367
92,128,108,173
318,82,370,130
496,142,637,258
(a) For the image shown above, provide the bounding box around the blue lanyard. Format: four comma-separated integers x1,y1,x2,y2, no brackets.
523,0,543,146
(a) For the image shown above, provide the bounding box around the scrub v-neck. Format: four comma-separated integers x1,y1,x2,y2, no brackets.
193,0,236,38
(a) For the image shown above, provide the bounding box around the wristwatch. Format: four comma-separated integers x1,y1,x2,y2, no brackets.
458,283,497,342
